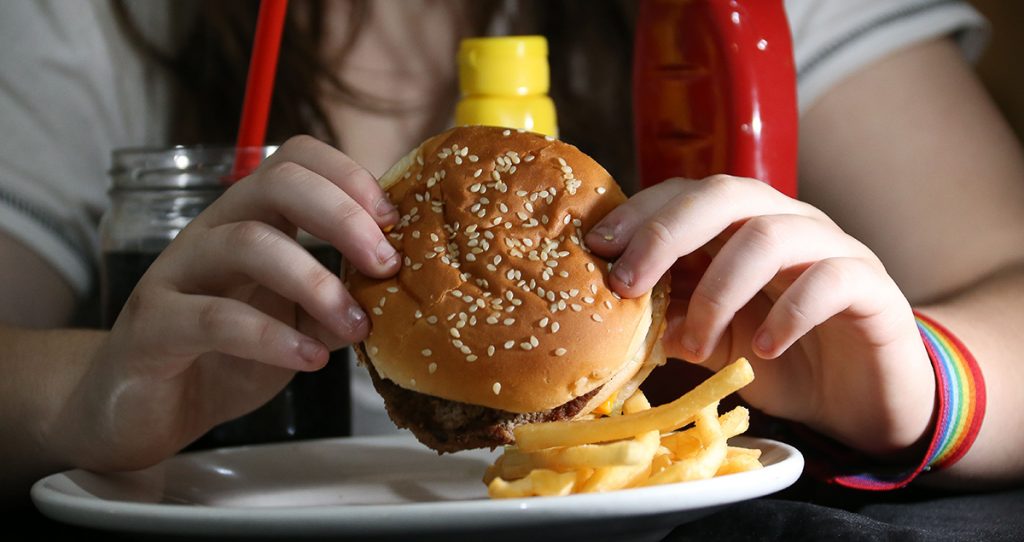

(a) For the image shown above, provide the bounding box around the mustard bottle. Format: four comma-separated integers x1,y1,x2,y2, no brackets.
455,36,558,137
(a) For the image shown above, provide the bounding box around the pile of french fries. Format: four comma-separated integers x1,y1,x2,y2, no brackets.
485,358,762,498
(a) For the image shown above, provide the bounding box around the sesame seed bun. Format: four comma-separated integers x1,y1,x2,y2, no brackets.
348,125,668,416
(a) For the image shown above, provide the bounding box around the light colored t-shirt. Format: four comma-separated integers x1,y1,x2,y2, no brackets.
0,0,988,435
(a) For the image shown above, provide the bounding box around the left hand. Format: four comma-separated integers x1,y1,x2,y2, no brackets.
586,175,935,455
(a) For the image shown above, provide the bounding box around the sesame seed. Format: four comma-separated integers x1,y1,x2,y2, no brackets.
521,342,533,351
596,187,607,194
504,340,515,349
551,322,560,333
572,304,583,312
504,318,516,326
492,171,501,181
461,345,472,355
415,310,423,319
555,348,567,356
411,378,417,386
591,284,599,294
583,297,595,304
474,169,483,178
427,315,438,324
493,382,502,395
387,286,399,293
586,262,595,272
370,346,379,355
530,335,539,347
592,314,604,322
469,155,479,162
428,362,437,373
604,301,613,309
422,349,432,357
467,355,478,362
450,328,461,338
487,345,496,357
502,129,511,136
453,339,464,348
412,263,423,270
372,307,383,316
557,157,567,167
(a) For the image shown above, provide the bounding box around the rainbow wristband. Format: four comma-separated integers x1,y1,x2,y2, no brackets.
834,310,986,490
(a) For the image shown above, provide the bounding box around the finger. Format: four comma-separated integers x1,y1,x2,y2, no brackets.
584,179,693,257
198,161,401,278
680,214,868,361
604,175,817,297
752,257,887,359
262,135,398,227
170,221,370,344
170,294,329,371
296,309,351,352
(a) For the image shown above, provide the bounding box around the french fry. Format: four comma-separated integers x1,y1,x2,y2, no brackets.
622,390,652,414
514,358,754,452
487,469,578,499
644,404,727,485
577,430,660,493
716,454,764,476
496,436,656,480
660,406,749,457
485,358,763,497
726,446,762,460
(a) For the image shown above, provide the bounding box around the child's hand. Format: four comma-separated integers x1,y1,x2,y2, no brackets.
54,136,399,471
586,175,935,455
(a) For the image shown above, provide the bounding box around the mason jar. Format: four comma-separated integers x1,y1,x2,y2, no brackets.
100,145,351,449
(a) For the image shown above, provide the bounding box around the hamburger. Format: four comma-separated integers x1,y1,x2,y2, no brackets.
347,125,669,453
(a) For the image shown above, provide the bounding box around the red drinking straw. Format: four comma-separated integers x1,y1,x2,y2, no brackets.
229,0,289,183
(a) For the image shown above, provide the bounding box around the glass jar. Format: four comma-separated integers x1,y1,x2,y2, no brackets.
101,146,351,449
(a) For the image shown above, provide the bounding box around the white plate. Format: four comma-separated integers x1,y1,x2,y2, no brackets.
32,434,802,542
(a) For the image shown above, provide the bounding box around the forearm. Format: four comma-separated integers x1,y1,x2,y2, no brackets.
916,265,1024,488
0,325,107,502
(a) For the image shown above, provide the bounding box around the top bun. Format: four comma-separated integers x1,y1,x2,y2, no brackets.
348,126,653,413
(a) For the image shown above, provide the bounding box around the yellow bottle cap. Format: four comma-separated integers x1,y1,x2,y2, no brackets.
458,36,550,97
456,36,557,136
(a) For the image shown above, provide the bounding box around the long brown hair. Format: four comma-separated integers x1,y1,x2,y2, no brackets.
112,0,636,183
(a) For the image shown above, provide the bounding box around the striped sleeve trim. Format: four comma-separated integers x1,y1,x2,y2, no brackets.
0,185,95,294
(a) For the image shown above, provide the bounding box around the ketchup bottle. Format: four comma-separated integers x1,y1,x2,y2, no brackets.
455,36,558,137
633,0,798,403
633,0,798,196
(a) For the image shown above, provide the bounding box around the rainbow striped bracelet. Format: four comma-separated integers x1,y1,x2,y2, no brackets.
834,310,987,490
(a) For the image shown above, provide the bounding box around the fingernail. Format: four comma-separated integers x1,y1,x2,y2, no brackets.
612,263,634,288
347,304,368,328
376,239,398,265
682,333,701,356
589,224,616,242
299,338,326,364
375,196,397,218
754,329,773,353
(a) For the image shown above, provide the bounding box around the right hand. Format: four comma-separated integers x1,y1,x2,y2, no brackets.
53,135,400,471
